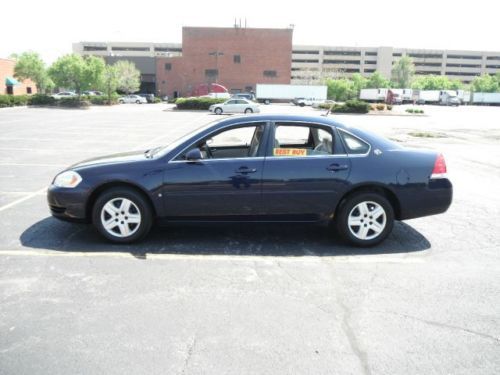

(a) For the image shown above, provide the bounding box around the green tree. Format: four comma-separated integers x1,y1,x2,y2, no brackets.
114,60,141,94
366,71,390,88
391,56,415,88
49,54,105,96
13,52,51,93
102,64,119,104
471,74,499,93
412,75,455,90
325,78,355,101
350,73,367,98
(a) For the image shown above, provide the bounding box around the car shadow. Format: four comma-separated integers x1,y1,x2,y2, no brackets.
20,217,431,257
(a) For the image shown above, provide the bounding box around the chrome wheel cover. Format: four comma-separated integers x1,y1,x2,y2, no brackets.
348,201,386,241
100,197,141,238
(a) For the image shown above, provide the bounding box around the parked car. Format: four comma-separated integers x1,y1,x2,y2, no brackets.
82,91,103,96
232,92,255,101
138,93,155,103
209,99,260,114
52,92,77,99
47,114,452,246
118,95,147,104
292,97,324,107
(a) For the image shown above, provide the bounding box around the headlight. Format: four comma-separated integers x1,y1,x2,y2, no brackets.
53,171,82,188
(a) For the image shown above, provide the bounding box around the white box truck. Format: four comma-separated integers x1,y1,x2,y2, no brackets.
472,92,500,105
255,84,327,104
414,90,441,104
359,88,388,102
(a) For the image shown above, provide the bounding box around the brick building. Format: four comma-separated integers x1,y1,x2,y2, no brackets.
0,58,37,95
156,27,293,97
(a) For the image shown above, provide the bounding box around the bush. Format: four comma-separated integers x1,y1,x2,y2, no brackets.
0,95,29,107
406,108,424,114
88,94,119,105
387,104,393,111
376,103,385,111
153,97,162,103
28,94,56,106
59,97,90,108
175,97,226,110
331,99,370,114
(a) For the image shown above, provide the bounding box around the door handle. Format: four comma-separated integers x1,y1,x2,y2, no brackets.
235,167,257,174
327,163,349,172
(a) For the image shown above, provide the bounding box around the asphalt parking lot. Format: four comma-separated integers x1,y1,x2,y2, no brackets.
1,103,499,374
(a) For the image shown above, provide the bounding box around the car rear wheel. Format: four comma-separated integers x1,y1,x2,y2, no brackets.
244,108,253,113
335,192,394,247
264,99,270,105
119,100,124,104
92,187,153,243
215,107,223,115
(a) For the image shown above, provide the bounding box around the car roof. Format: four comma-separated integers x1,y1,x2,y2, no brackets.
214,114,347,129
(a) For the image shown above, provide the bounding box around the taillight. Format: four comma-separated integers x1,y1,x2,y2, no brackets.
431,153,447,178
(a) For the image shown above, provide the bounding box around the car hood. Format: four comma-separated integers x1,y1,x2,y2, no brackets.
69,150,148,169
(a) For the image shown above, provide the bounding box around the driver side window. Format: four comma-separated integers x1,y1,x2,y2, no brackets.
179,123,266,160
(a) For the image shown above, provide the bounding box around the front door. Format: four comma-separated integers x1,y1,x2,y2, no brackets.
162,123,267,218
261,122,351,220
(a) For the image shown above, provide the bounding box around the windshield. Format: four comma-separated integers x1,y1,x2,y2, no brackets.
149,119,224,158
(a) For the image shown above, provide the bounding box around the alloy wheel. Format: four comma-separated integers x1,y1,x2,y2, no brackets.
347,201,386,240
100,197,142,238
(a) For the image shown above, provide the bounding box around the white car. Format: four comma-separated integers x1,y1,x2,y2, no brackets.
52,92,77,99
118,95,147,104
209,99,260,115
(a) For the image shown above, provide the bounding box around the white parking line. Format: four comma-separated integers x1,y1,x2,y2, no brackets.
0,249,426,263
0,188,46,213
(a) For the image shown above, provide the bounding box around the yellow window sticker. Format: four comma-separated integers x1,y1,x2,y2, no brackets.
273,148,307,157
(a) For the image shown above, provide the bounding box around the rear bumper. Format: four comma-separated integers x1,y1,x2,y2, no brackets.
47,185,88,222
399,178,453,220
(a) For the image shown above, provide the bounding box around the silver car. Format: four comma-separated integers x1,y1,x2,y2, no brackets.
209,99,260,115
118,95,147,104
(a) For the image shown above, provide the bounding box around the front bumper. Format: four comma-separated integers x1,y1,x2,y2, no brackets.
47,185,89,222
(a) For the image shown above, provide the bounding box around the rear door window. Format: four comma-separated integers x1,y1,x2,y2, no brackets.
339,130,370,155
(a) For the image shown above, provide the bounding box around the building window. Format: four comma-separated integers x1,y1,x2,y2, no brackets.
408,53,443,59
245,86,253,92
486,65,500,69
27,87,32,94
292,50,320,55
205,69,218,78
164,63,172,71
83,46,107,51
233,55,241,63
323,59,361,65
446,63,481,68
364,60,377,65
365,51,378,56
263,70,277,77
111,47,150,52
486,56,500,61
292,59,319,63
393,53,402,57
447,54,482,60
324,50,361,56
155,47,182,52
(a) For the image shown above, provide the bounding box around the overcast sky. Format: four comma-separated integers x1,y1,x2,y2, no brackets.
2,0,499,63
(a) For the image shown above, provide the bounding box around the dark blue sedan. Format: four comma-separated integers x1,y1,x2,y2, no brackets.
47,114,452,246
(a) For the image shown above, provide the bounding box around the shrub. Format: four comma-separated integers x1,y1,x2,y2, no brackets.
175,97,226,110
387,104,393,111
406,108,414,113
331,99,370,114
0,95,29,107
28,94,56,106
153,97,162,103
59,97,90,108
89,94,119,105
376,103,385,111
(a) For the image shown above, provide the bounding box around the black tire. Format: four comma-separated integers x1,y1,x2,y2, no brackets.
264,99,270,105
244,108,253,114
335,192,394,247
299,103,305,107
136,100,141,104
215,107,223,115
92,187,153,243
119,100,124,104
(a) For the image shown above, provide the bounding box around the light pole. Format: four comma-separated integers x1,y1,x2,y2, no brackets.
208,50,224,85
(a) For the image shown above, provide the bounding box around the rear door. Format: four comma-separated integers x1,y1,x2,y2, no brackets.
261,122,351,220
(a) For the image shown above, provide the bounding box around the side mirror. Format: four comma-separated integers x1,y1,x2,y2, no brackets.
185,148,202,161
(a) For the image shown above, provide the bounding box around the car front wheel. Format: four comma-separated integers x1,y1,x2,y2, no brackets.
92,187,153,243
244,108,253,114
214,107,223,115
335,192,394,247
136,100,141,104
